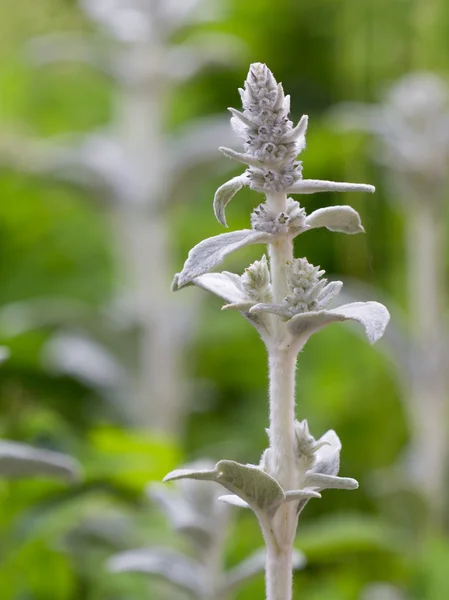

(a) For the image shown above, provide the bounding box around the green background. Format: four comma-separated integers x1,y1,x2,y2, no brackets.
1,0,448,598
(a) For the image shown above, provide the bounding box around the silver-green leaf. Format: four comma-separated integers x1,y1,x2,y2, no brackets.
193,272,247,305
218,494,250,508
0,441,81,482
164,460,285,515
287,301,390,347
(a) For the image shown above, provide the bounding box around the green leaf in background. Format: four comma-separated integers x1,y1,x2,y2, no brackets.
297,513,406,561
89,427,181,491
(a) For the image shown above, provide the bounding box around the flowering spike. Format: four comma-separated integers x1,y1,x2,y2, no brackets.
170,63,386,600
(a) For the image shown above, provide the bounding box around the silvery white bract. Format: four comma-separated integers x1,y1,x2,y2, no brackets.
0,440,81,482
261,421,358,515
290,421,358,499
109,460,285,599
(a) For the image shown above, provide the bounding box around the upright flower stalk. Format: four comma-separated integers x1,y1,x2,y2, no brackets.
166,64,389,600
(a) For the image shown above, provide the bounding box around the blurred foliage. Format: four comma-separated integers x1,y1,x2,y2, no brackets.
0,0,449,598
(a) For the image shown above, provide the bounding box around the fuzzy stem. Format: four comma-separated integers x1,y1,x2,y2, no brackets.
265,348,298,600
265,546,293,600
268,350,297,492
264,192,297,600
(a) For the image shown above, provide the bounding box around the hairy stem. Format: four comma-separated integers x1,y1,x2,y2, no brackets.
268,350,297,492
265,192,297,600
266,546,293,600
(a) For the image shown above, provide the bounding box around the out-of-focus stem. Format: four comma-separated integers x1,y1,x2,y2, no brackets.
109,42,185,434
406,201,447,525
113,208,184,433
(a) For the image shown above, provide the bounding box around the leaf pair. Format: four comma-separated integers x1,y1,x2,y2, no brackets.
164,460,320,519
213,171,374,228
174,204,364,289
188,271,390,349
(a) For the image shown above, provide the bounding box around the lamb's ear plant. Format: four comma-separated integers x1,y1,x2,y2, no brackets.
165,63,390,600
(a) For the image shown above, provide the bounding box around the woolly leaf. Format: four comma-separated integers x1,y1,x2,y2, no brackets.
304,472,359,491
306,205,364,234
213,174,248,227
176,230,273,288
284,489,322,502
193,272,247,305
164,460,285,515
289,179,375,195
218,494,250,509
287,301,390,347
249,302,292,320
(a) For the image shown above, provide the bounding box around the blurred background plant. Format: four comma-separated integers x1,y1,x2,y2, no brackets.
0,0,448,598
332,71,449,531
